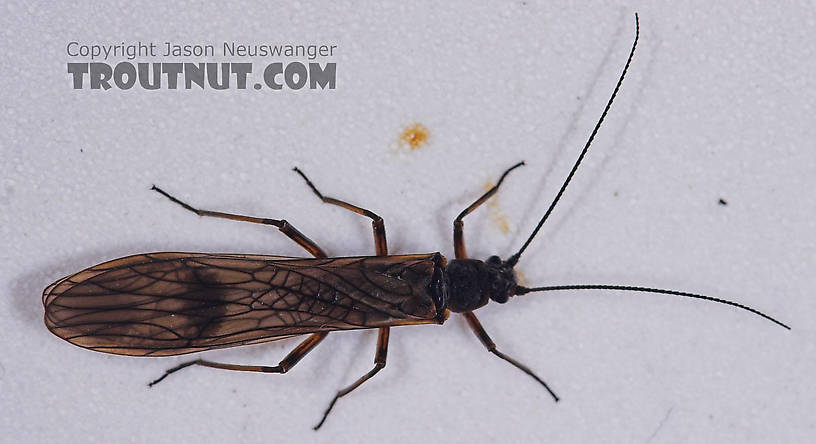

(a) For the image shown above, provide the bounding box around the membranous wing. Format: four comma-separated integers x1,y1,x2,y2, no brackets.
43,252,447,356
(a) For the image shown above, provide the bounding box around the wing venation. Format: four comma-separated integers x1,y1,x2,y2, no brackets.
43,252,443,356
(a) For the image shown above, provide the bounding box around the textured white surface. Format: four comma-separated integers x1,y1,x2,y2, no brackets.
2,1,814,443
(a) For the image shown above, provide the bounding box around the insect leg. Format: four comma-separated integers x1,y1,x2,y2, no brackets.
292,167,387,256
462,312,559,401
148,332,328,387
453,162,525,259
313,326,389,430
151,185,327,258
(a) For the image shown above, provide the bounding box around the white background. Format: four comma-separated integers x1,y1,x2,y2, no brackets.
2,1,814,443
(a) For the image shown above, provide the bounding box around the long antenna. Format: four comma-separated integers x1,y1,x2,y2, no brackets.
506,13,639,267
515,284,790,330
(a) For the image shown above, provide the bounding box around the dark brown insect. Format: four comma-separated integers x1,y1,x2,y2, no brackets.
42,14,788,430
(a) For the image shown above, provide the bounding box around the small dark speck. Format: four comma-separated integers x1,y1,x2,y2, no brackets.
718,198,727,206
80,148,84,153
613,190,619,197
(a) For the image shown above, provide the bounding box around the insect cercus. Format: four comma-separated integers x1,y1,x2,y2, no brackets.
42,14,788,430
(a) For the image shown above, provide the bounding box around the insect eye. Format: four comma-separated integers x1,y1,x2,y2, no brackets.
490,285,510,303
492,293,510,304
486,255,502,265
487,273,512,304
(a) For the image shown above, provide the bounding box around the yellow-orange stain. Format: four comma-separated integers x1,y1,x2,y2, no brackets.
484,181,510,234
515,270,528,287
399,123,430,150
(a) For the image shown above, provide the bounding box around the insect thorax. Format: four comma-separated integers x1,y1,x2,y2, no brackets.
444,256,517,313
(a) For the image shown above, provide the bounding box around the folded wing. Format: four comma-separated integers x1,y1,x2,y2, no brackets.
43,252,442,356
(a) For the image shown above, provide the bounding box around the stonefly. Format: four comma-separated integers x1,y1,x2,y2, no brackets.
43,14,788,430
